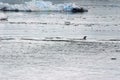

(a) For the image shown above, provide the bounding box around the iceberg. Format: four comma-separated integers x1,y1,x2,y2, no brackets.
0,0,88,13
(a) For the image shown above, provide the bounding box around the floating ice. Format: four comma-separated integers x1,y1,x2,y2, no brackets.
0,0,78,12
0,13,7,20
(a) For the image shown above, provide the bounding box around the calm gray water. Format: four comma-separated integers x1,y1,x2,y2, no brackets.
0,0,120,80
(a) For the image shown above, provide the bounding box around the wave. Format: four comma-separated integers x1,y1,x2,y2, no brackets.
0,0,79,12
0,36,88,42
0,37,15,40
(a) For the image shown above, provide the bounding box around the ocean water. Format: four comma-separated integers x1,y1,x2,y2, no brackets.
0,0,120,80
0,0,120,40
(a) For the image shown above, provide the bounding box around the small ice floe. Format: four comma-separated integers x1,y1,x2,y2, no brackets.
111,58,117,60
64,21,71,25
0,13,8,21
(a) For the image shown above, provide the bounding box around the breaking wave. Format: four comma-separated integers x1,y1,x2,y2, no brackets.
0,0,78,12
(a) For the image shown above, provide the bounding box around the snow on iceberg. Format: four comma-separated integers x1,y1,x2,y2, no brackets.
0,0,88,13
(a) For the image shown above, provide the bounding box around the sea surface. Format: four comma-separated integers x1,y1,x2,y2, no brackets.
0,0,120,80
0,0,120,40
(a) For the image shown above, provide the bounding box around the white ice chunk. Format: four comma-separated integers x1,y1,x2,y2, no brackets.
0,13,8,20
0,0,79,12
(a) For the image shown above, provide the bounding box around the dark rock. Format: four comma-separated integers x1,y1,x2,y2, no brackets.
0,7,32,12
71,7,88,13
0,18,8,21
0,7,8,11
0,7,19,12
111,58,117,60
65,21,71,25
